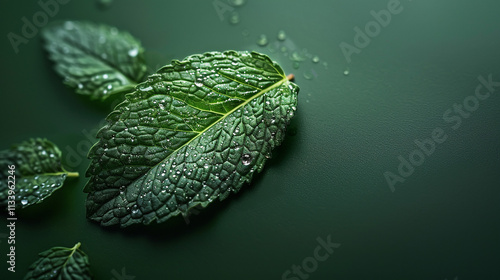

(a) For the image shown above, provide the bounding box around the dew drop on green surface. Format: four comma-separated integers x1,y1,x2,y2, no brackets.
131,205,141,218
21,199,28,206
242,154,252,165
303,72,313,80
98,0,113,8
267,44,277,53
229,11,240,25
277,30,286,41
290,51,304,62
128,48,138,57
257,34,268,46
228,0,246,6
312,55,320,63
292,61,300,69
343,69,350,76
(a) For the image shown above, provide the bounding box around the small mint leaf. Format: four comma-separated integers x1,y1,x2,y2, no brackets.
0,138,78,209
24,242,93,280
42,21,147,101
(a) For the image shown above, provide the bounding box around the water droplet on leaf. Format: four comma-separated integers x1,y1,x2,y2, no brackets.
128,48,139,57
242,154,252,165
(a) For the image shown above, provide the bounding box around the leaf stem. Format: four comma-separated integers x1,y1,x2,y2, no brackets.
69,242,81,256
286,74,295,81
66,172,80,178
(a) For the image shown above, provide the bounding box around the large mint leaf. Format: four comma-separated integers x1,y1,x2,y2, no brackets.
85,51,299,227
0,138,78,209
42,21,147,101
24,242,93,280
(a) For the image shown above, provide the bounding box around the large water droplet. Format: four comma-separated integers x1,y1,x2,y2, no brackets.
343,69,350,76
131,205,141,218
312,56,320,63
128,48,139,57
277,30,286,41
229,12,240,25
242,154,252,165
257,34,268,46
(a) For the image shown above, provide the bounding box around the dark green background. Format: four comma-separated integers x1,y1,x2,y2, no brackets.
1,0,499,279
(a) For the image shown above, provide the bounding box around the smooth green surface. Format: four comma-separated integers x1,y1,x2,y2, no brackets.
85,51,299,227
1,0,499,279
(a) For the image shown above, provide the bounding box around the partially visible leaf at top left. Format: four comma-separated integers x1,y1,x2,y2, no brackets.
42,20,147,101
0,138,79,209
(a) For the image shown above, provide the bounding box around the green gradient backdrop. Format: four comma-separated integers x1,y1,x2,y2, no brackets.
1,0,499,279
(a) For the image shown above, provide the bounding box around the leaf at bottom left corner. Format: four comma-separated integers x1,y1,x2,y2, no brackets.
24,242,93,280
0,138,79,209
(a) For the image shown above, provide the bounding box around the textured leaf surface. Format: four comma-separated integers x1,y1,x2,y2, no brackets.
24,242,92,280
0,138,78,209
42,21,147,101
85,51,299,227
